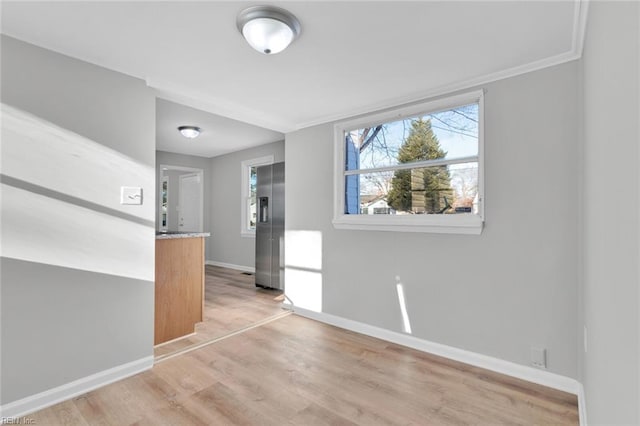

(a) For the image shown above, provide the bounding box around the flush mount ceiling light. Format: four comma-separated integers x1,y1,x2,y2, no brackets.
178,125,201,139
236,5,301,55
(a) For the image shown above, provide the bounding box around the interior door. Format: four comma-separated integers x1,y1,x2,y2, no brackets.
178,173,202,232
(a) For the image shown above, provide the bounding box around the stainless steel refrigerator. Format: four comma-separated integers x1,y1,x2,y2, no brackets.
255,162,284,290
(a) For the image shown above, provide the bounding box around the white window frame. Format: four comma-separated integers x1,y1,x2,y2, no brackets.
333,90,485,235
241,155,274,237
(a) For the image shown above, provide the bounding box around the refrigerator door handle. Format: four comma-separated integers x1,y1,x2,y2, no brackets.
259,196,269,223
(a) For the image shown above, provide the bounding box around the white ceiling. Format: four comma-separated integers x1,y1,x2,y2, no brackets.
156,98,283,157
1,1,587,157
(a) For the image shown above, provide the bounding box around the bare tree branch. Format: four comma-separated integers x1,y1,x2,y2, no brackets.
359,125,382,153
430,114,478,138
451,108,478,123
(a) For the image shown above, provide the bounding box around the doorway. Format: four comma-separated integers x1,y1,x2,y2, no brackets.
158,165,203,232
155,162,286,361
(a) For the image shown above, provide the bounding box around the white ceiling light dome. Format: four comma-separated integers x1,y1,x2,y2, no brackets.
237,5,301,55
178,125,201,139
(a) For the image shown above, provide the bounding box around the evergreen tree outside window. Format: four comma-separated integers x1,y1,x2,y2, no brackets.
387,119,454,214
335,91,484,234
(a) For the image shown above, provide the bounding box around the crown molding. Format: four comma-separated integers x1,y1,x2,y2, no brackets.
147,78,296,134
296,0,589,130
148,1,589,135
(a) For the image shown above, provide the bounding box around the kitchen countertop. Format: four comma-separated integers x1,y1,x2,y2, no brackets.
156,232,211,240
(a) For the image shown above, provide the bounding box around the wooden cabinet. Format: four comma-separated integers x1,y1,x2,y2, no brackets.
155,236,205,345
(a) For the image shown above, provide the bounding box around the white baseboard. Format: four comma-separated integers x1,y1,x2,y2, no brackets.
291,306,582,397
577,382,587,426
205,260,254,273
0,356,153,419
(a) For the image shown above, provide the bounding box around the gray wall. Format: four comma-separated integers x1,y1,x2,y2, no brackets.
209,140,285,268
285,62,580,378
156,150,212,258
581,2,640,423
1,36,155,404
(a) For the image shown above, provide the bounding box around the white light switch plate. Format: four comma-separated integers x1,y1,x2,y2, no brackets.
121,187,143,205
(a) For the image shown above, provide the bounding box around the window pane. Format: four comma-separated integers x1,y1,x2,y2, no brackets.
161,180,168,228
162,180,168,207
249,200,256,228
250,166,257,197
349,162,478,215
345,103,478,172
249,167,257,229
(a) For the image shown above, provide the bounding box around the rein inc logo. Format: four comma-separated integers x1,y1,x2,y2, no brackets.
1,418,35,425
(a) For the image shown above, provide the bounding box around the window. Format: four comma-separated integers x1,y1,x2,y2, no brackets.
333,90,484,234
160,176,168,231
241,155,274,237
249,166,257,229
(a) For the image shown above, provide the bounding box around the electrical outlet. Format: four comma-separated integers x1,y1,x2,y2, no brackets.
531,347,546,369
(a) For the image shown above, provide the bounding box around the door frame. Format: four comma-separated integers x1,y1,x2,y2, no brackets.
159,164,204,232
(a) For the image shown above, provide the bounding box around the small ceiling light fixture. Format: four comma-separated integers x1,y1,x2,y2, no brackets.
178,125,201,139
236,5,301,55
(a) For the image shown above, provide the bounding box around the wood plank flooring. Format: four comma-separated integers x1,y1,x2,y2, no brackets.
154,265,286,358
27,314,579,425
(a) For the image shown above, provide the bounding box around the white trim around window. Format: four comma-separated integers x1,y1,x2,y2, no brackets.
240,155,274,237
333,90,485,234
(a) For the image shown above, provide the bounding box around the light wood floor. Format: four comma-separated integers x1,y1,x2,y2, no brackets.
28,314,578,425
154,265,287,358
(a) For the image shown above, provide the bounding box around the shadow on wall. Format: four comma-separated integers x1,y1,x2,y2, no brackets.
1,103,155,281
284,230,323,312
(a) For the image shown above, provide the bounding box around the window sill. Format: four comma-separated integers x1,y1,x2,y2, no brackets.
332,214,483,235
241,230,256,238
